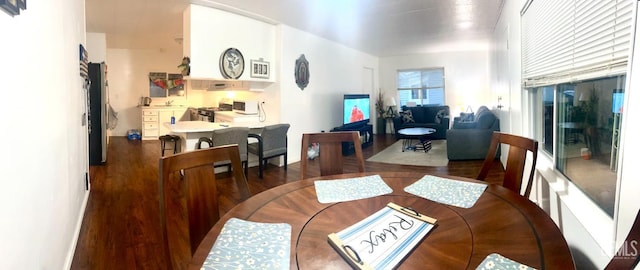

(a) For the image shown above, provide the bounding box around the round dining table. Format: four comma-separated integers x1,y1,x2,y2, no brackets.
189,172,575,269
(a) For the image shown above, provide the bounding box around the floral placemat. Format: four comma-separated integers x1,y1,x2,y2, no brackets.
202,218,291,269
476,253,536,270
314,174,393,203
404,175,487,208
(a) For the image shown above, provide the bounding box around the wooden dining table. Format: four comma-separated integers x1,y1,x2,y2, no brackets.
189,172,575,269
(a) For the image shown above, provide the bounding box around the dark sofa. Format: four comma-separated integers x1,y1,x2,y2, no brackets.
446,106,500,160
392,105,450,140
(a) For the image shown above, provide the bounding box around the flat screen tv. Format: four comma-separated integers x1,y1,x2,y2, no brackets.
612,89,624,113
343,94,370,128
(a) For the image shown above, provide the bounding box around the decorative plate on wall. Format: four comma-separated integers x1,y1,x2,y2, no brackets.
295,54,310,90
219,48,245,79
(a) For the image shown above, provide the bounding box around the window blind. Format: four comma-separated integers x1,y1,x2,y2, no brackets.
521,0,634,87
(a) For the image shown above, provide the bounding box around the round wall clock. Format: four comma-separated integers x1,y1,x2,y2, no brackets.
295,54,310,90
219,48,245,79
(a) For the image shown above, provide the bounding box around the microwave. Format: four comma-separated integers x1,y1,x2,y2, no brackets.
233,100,259,115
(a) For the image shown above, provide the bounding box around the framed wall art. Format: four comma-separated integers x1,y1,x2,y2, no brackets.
1,0,20,16
219,48,245,79
295,54,310,90
17,0,25,10
250,58,270,79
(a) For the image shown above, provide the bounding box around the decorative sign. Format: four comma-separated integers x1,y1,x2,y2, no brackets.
1,0,21,16
250,58,270,79
295,54,310,90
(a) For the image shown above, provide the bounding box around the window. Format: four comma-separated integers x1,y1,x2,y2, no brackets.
397,68,444,107
530,75,625,216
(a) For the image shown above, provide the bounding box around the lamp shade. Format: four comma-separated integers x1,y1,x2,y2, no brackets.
386,97,397,106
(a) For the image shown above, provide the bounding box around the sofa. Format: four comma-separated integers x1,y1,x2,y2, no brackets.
446,106,500,160
392,105,450,140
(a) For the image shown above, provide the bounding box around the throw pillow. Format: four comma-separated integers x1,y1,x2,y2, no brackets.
459,112,474,122
400,110,415,123
434,109,447,124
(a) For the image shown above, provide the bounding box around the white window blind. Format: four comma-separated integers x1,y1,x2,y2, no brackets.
521,0,633,87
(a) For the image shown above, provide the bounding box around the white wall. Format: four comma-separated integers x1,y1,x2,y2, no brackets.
279,25,379,163
0,0,88,268
106,47,185,136
492,1,640,269
379,48,490,121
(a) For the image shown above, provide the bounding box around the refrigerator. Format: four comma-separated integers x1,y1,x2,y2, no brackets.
88,62,108,165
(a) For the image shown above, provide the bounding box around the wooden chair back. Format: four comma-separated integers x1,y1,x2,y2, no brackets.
605,209,640,269
477,132,538,197
158,144,250,269
300,131,365,179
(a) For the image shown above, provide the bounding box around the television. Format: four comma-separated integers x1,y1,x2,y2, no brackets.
612,89,624,113
342,94,371,128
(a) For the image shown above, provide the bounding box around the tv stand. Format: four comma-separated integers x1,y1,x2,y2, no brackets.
330,123,373,155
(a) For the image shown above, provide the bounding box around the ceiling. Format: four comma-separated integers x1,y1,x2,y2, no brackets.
85,0,504,57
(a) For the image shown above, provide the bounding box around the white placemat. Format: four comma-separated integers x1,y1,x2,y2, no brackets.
314,174,393,203
202,218,291,269
404,175,487,208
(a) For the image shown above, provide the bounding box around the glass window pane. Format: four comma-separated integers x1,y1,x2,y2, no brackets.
542,86,554,154
398,71,421,88
421,69,444,87
398,89,421,107
555,75,625,216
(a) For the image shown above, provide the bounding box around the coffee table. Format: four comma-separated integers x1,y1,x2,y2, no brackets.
397,127,436,152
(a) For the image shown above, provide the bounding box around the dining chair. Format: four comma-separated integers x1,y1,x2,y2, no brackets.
477,131,539,197
158,144,251,269
300,131,365,179
196,127,249,178
605,209,640,269
248,123,290,178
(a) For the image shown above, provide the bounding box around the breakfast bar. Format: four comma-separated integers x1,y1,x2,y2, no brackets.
163,120,276,152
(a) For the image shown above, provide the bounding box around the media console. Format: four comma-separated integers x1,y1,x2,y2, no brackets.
330,123,373,155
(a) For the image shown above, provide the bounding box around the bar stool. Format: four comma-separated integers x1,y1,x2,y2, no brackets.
159,135,181,157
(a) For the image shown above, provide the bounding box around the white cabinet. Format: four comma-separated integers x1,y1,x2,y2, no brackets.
183,5,276,82
141,108,188,140
142,110,159,140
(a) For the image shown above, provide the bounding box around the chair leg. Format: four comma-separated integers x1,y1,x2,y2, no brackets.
284,153,287,171
258,153,264,178
243,161,248,180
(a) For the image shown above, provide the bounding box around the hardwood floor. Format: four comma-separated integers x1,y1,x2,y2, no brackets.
71,134,504,269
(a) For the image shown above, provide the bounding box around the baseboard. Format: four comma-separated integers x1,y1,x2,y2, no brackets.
63,190,90,269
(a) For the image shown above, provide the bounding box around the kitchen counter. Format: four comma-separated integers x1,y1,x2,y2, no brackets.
164,120,278,151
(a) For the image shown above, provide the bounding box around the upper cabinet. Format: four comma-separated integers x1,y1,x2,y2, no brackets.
183,5,277,89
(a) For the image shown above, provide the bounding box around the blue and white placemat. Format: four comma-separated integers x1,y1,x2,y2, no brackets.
476,253,536,270
404,175,487,208
314,174,393,203
202,218,291,270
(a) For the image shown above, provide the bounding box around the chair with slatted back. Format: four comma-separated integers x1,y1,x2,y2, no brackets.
477,131,538,197
158,144,251,269
300,131,365,179
604,209,640,269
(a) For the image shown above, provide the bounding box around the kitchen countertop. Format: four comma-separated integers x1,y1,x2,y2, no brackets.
163,120,277,133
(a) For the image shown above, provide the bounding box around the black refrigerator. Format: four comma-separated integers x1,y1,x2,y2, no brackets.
88,62,108,165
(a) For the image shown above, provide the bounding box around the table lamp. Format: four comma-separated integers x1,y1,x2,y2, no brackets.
386,97,397,116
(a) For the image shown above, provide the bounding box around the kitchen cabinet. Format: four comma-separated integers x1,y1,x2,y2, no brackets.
183,5,276,83
141,107,188,140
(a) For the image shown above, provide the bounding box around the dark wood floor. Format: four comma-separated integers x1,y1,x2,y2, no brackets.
71,134,504,270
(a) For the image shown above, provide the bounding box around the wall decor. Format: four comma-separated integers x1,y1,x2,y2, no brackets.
295,54,310,90
250,58,270,79
1,0,20,16
17,0,24,9
219,48,245,79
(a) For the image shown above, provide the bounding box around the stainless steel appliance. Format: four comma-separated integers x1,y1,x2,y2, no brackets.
88,62,108,165
196,103,232,122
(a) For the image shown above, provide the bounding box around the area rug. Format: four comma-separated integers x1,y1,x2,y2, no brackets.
367,140,449,167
